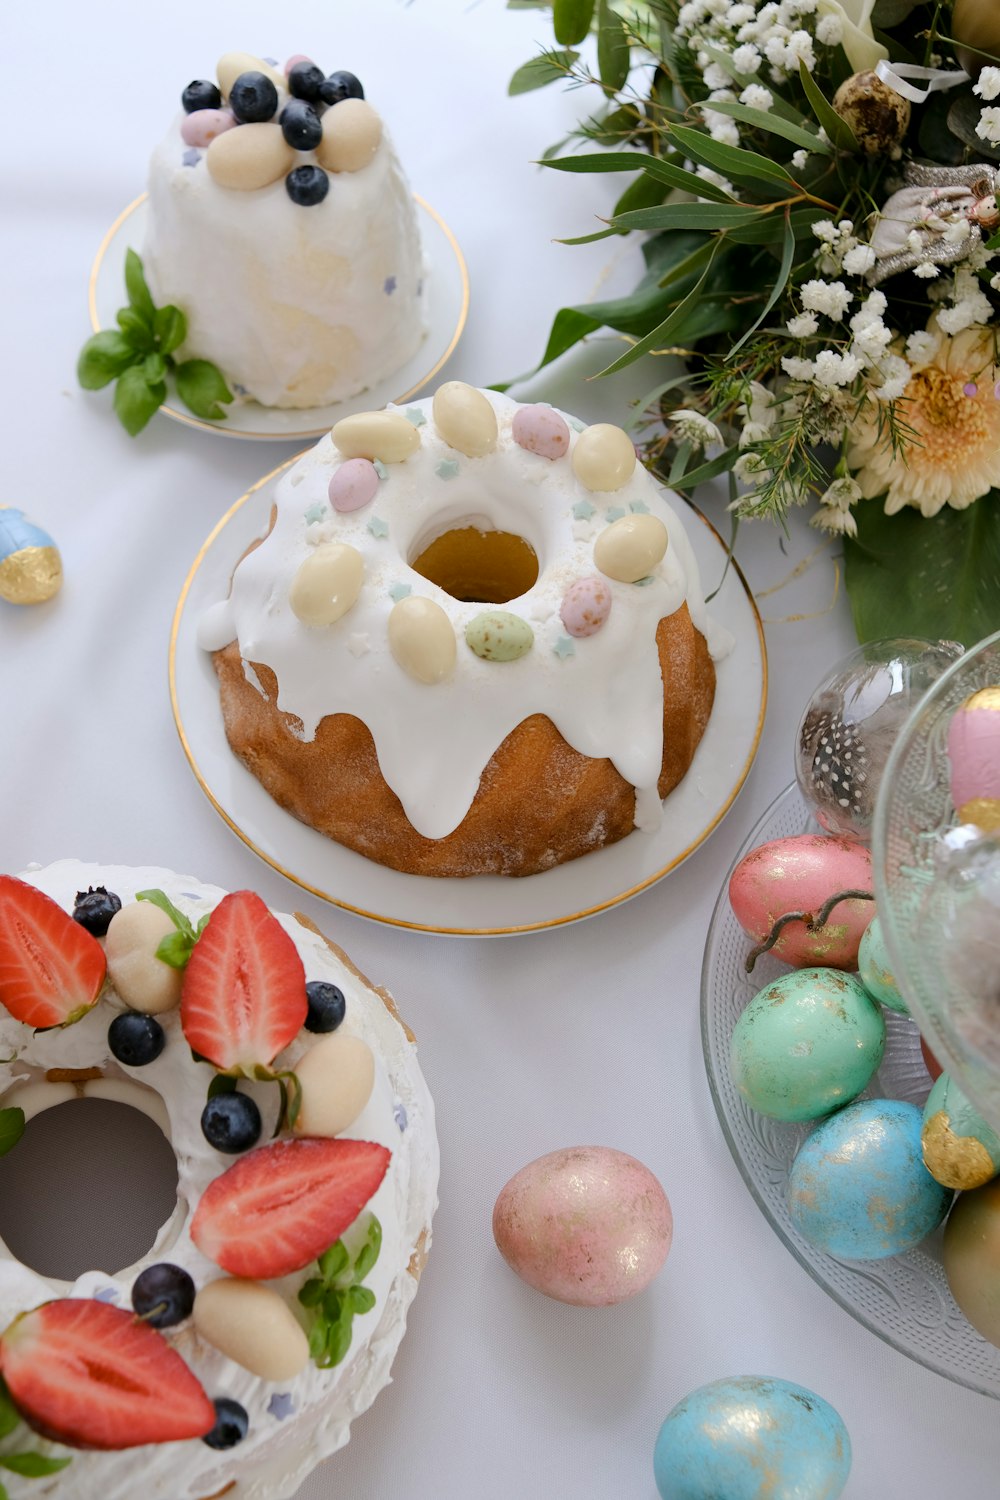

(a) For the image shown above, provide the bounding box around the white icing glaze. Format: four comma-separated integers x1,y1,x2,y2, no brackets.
0,862,438,1500
204,391,733,841
142,107,427,409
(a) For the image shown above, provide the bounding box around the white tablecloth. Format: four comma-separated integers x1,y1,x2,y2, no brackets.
4,2,997,1495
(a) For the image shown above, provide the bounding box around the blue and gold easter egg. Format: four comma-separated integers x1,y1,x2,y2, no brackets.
787,1098,951,1260
653,1375,851,1500
0,508,62,605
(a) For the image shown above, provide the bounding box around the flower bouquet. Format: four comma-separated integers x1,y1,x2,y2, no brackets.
507,0,1000,644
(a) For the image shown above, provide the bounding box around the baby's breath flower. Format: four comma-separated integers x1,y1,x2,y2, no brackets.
781,355,816,380
813,349,863,388
811,505,858,536
670,410,723,450
740,83,773,109
974,67,1000,102
842,244,876,276
913,262,941,279
786,312,818,338
801,278,852,321
791,147,809,169
732,42,762,72
906,329,938,363
977,107,1000,146
815,13,842,44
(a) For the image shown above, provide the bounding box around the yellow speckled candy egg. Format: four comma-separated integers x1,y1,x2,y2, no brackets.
193,1278,309,1380
289,543,364,627
432,382,498,457
332,410,421,464
216,51,286,98
388,596,456,683
206,123,294,191
492,1145,672,1306
317,99,383,173
594,514,668,584
571,423,636,492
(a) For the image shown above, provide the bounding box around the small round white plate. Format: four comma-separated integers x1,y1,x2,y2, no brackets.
169,462,767,933
89,193,469,442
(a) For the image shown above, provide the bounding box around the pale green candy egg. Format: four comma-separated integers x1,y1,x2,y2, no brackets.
465,610,533,662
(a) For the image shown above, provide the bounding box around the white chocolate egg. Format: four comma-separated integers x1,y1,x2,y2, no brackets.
594,514,668,583
332,411,421,464
511,404,570,460
206,123,294,191
388,596,456,684
294,1033,376,1138
289,543,364,627
316,99,383,174
571,423,636,492
560,575,612,638
104,904,183,1016
193,1278,309,1381
432,382,498,458
216,51,286,98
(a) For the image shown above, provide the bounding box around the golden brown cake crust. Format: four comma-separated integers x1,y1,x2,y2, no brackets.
212,603,715,878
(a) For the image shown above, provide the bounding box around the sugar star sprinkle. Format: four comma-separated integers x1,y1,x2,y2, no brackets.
348,633,370,658
383,275,397,295
572,498,596,520
553,634,576,659
404,407,426,426
304,503,327,524
389,582,412,602
367,515,389,538
268,1393,295,1420
629,499,650,514
436,459,460,480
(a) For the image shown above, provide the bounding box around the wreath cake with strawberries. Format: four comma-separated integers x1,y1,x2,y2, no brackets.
0,861,438,1500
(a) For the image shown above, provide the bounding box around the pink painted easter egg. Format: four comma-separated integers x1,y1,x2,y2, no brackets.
511,404,570,460
560,575,612,638
492,1146,672,1306
328,458,380,513
729,833,874,970
948,687,1000,828
181,108,236,149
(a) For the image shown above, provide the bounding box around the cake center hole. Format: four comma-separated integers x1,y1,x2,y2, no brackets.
410,526,539,603
0,1097,178,1281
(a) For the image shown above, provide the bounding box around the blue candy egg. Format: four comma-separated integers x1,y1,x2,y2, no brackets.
0,507,62,605
787,1099,951,1259
653,1375,851,1500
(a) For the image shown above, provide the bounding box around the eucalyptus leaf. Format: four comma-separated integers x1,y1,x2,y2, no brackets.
597,0,630,90
0,1455,71,1477
700,99,831,155
595,240,721,376
612,202,763,231
798,61,859,154
845,496,1000,646
124,249,155,324
919,87,968,167
668,122,795,186
948,91,1000,162
728,210,796,355
508,48,579,95
154,304,187,355
175,360,233,421
872,0,921,22
77,332,138,391
553,0,594,45
544,149,734,202
613,171,665,218
113,366,165,437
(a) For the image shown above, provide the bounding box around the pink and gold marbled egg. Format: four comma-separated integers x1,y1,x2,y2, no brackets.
729,833,873,969
181,108,236,148
492,1146,672,1306
560,575,612,638
948,686,1000,832
511,404,570,460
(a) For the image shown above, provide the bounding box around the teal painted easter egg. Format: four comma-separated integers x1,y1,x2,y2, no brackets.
653,1375,851,1500
922,1071,1000,1190
787,1099,951,1259
729,968,885,1122
465,610,533,662
858,916,908,1014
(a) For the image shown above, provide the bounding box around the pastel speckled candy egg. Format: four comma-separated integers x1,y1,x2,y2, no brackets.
328,458,379,513
571,423,636,492
948,686,1000,833
730,968,885,1122
921,1071,1000,1190
594,514,668,584
465,610,533,663
492,1146,672,1306
729,833,873,970
943,1177,1000,1346
787,1099,951,1259
511,404,570,460
180,108,235,148
653,1376,851,1500
560,575,612,638
857,915,908,1013
289,543,364,627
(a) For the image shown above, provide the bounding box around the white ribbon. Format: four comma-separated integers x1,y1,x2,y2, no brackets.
875,59,970,104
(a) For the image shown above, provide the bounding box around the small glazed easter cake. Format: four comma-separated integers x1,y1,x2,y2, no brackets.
0,862,437,1500
142,50,426,409
198,384,731,877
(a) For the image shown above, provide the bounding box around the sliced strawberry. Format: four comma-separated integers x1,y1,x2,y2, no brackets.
191,1137,391,1278
181,891,306,1072
0,876,106,1028
0,1298,214,1449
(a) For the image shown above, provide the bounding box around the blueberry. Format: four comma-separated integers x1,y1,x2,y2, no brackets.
201,1092,262,1153
131,1263,195,1328
319,70,364,106
203,1398,248,1450
73,886,122,937
285,165,329,206
229,71,278,124
280,100,323,151
287,60,325,102
182,79,223,114
108,1012,166,1067
305,980,346,1033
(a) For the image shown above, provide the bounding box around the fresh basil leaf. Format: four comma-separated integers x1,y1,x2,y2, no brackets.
154,304,187,355
196,913,211,937
284,1070,302,1131
298,1278,325,1309
308,1322,328,1361
597,0,630,91
347,1285,375,1315
322,1288,344,1324
174,360,233,421
113,366,165,436
136,890,196,941
324,1313,354,1367
318,1241,349,1281
77,331,138,390
0,1382,20,1439
124,248,155,324
154,930,193,969
353,1218,382,1282
508,48,579,96
553,0,594,45
143,352,167,386
0,1455,72,1477
207,1073,238,1100
116,308,155,351
0,1108,25,1159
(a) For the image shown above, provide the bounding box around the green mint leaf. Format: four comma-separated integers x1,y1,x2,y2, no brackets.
154,929,193,970
154,304,187,355
174,359,233,421
116,308,155,351
318,1241,349,1281
136,890,196,941
347,1285,375,1315
298,1278,325,1309
125,248,155,324
143,352,167,386
0,1108,25,1160
207,1073,239,1101
323,1311,354,1367
113,366,165,436
0,1381,20,1439
308,1322,328,1362
0,1455,72,1477
77,331,138,391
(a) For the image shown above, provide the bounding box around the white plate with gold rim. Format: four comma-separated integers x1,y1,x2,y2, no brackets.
169,461,767,934
89,193,469,443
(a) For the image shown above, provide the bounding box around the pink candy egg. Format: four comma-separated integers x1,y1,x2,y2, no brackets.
284,54,312,74
947,687,1000,823
492,1146,672,1306
560,575,612,638
328,459,379,513
729,833,873,970
181,109,236,149
511,404,570,460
